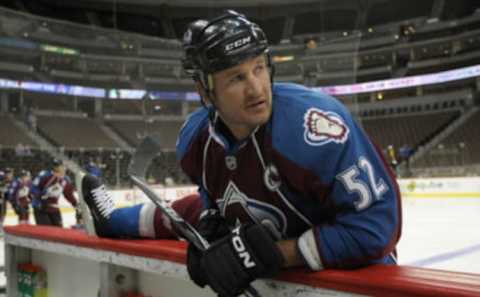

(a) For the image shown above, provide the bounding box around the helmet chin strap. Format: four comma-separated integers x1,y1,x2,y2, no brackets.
195,73,219,122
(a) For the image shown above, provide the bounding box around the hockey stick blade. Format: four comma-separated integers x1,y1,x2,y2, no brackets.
127,135,162,179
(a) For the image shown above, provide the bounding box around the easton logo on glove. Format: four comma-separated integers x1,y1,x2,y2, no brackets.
231,226,256,268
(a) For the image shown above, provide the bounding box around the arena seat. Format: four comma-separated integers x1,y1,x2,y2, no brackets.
361,110,460,152
106,119,183,150
416,109,480,168
0,115,37,148
37,115,118,149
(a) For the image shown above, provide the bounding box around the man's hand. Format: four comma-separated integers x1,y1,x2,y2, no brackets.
186,208,230,288
194,208,231,241
187,223,284,297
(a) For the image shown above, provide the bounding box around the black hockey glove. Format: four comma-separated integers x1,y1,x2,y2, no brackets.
187,209,231,288
187,223,285,297
195,209,231,242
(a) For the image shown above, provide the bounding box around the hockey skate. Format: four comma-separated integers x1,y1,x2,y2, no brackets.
78,173,116,237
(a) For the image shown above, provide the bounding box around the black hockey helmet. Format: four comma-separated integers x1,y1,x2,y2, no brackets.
51,158,63,168
19,169,30,178
182,10,272,91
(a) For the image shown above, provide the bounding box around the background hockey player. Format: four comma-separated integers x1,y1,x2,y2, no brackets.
85,157,105,180
31,159,81,227
6,169,32,224
79,10,402,297
0,167,14,227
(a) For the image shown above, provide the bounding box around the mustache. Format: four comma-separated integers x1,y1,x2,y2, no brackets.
245,97,268,107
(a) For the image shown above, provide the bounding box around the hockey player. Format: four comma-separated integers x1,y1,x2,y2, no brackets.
0,167,14,226
85,157,104,179
31,159,80,227
7,169,32,224
80,10,402,297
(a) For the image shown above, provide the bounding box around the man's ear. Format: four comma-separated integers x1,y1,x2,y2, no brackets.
195,82,212,106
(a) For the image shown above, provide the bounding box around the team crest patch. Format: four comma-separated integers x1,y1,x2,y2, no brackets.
303,108,349,146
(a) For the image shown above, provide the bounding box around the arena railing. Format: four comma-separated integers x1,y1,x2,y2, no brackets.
4,224,480,297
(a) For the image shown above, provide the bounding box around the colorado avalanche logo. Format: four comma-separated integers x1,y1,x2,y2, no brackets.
217,181,287,238
303,108,349,146
45,183,63,198
18,186,30,198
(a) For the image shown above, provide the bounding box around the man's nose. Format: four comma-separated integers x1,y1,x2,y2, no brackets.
245,74,263,97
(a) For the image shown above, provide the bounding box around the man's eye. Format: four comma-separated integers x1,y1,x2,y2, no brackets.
230,75,243,83
255,64,266,73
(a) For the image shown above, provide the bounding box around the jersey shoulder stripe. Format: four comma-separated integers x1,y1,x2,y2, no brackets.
176,107,210,162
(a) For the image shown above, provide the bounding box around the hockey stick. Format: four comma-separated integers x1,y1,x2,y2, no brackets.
129,175,210,250
128,136,261,297
127,136,208,250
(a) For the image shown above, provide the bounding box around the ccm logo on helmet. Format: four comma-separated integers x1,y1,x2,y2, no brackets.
225,36,252,52
231,227,256,268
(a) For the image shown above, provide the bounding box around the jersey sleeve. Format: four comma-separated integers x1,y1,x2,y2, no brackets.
275,87,401,270
176,108,212,207
299,117,401,269
30,171,47,199
6,181,17,203
62,178,77,207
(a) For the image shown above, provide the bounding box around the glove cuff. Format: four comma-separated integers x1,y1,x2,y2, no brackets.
297,228,324,271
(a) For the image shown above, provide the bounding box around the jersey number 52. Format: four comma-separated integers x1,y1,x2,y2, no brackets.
337,156,388,211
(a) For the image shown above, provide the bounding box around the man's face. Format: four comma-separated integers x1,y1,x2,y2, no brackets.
21,175,30,183
53,165,66,178
208,55,272,140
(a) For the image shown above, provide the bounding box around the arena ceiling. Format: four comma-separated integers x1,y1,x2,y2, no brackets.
57,0,324,6
0,0,478,43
